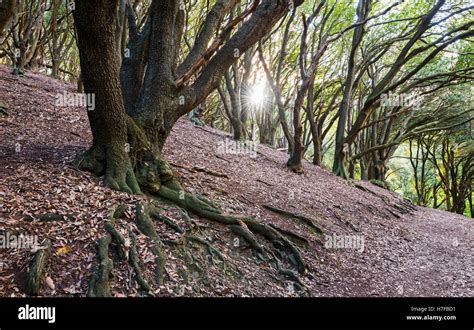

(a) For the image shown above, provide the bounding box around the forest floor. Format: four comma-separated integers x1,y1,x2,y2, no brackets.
0,65,472,297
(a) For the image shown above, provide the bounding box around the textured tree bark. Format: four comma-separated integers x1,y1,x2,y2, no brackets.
0,0,15,35
286,105,305,173
224,69,245,140
73,0,141,194
25,239,52,296
73,0,303,194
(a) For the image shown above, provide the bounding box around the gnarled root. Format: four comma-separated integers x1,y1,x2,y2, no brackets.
148,205,184,233
157,184,307,274
87,235,113,297
135,202,165,286
128,230,153,293
104,157,142,195
80,149,309,290
25,239,52,295
184,235,226,265
263,204,323,235
88,206,125,297
73,144,142,194
72,144,106,177
230,224,265,255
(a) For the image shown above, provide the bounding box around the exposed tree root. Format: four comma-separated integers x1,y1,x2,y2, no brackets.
113,204,127,218
184,235,226,266
128,230,153,294
393,200,417,214
23,213,75,222
386,209,402,219
176,206,199,228
88,206,128,297
87,235,113,297
135,202,165,286
262,204,323,235
104,158,142,195
89,204,165,296
148,205,184,233
72,144,106,177
230,224,265,255
77,150,310,292
73,145,142,194
354,183,417,216
25,239,52,295
195,194,221,210
0,107,9,116
192,166,229,179
157,184,307,273
169,162,229,179
268,223,309,245
278,267,305,288
105,221,128,261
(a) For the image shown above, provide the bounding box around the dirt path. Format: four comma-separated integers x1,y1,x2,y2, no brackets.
164,121,474,297
1,66,472,297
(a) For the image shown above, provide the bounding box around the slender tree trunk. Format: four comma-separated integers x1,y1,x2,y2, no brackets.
51,60,60,78
312,133,323,166
333,0,371,178
360,159,368,180
287,97,304,173
469,189,473,218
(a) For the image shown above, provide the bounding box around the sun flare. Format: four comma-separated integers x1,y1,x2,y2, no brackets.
248,81,267,107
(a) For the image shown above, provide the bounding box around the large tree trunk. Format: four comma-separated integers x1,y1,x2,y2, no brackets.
73,0,302,194
73,0,142,194
72,2,310,283
0,0,15,36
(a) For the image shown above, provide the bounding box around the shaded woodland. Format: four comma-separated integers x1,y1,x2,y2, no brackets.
0,0,473,299
1,0,471,216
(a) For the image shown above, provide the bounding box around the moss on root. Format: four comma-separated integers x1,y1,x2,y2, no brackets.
77,149,309,289
135,202,166,286
25,239,52,296
129,230,153,294
87,235,114,297
157,184,307,274
88,206,127,297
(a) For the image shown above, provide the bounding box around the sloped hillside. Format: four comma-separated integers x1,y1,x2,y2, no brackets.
0,66,472,297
